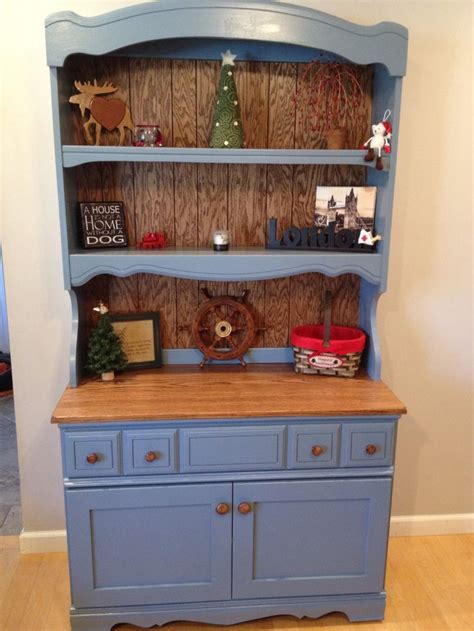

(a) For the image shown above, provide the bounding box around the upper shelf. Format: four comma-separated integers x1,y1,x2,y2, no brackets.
69,247,382,287
62,146,389,170
45,1,408,76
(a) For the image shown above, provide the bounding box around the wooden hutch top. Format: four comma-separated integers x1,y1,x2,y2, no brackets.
52,365,406,424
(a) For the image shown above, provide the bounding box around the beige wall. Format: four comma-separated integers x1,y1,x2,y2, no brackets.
0,0,472,537
298,0,473,517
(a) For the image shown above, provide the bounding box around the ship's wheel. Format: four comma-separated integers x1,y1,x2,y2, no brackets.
192,290,257,367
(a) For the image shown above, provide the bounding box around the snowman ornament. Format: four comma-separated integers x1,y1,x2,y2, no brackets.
363,110,392,170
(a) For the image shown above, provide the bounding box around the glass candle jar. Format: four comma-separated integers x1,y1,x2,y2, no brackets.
133,125,164,147
213,230,229,251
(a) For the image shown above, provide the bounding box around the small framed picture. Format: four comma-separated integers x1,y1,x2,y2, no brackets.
315,186,377,232
110,312,162,370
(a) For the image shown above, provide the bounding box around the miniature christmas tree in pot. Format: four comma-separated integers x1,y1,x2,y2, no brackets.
209,50,244,148
86,302,128,381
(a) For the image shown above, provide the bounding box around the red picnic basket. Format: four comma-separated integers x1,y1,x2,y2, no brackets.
290,291,366,377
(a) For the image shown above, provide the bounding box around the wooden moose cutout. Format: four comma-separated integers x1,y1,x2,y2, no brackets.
69,80,134,145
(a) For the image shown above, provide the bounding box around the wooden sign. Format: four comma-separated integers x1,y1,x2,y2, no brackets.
79,202,127,249
69,80,134,145
266,218,374,252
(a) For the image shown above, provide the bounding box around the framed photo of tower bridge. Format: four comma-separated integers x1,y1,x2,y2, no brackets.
315,186,377,232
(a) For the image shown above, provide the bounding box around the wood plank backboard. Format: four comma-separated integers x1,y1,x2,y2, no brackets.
66,56,372,351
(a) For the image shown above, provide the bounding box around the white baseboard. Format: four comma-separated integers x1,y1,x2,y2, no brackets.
18,514,474,553
390,513,474,537
19,529,67,553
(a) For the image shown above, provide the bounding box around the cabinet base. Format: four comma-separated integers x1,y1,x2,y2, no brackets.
70,592,386,630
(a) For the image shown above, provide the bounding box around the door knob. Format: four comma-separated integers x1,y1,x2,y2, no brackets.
216,503,230,515
366,444,377,455
144,451,158,462
311,445,323,457
238,502,252,515
86,453,98,464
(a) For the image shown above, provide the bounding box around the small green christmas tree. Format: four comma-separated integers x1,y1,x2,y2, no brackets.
209,50,244,148
86,302,128,380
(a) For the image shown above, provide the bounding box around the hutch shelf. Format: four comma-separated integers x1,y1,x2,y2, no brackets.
46,2,408,629
69,248,383,286
62,145,391,168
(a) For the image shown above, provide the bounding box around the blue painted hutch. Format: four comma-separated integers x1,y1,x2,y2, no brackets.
46,2,408,629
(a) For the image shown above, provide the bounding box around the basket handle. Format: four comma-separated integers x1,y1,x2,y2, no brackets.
323,290,332,348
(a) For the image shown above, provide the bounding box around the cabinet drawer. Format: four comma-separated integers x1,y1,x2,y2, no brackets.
287,424,340,468
64,431,120,478
123,430,178,475
341,423,395,467
180,426,286,473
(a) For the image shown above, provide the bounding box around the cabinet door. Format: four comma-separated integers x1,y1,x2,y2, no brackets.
67,483,232,607
233,478,391,599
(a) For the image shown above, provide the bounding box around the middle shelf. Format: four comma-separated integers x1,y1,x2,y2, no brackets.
69,247,381,286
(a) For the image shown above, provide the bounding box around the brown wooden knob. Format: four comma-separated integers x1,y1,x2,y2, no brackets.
366,444,377,455
311,445,323,457
86,453,98,464
216,503,230,515
238,502,252,515
144,451,158,462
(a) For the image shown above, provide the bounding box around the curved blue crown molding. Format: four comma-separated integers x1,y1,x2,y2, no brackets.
45,1,407,76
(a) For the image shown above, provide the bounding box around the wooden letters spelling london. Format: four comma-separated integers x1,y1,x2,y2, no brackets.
266,217,374,251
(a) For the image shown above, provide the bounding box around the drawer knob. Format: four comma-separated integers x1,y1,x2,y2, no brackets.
216,503,230,515
144,451,158,462
311,445,323,457
238,502,252,515
86,453,98,464
366,444,377,455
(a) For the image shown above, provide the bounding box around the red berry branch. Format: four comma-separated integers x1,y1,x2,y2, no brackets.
293,62,368,147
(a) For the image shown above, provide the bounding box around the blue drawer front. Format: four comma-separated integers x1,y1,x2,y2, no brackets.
64,431,120,478
341,423,395,467
180,426,286,473
123,429,178,475
287,424,340,468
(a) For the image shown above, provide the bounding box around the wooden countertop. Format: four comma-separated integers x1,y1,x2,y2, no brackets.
51,364,406,424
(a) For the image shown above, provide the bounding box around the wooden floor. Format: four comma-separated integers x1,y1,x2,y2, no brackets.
0,535,472,631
